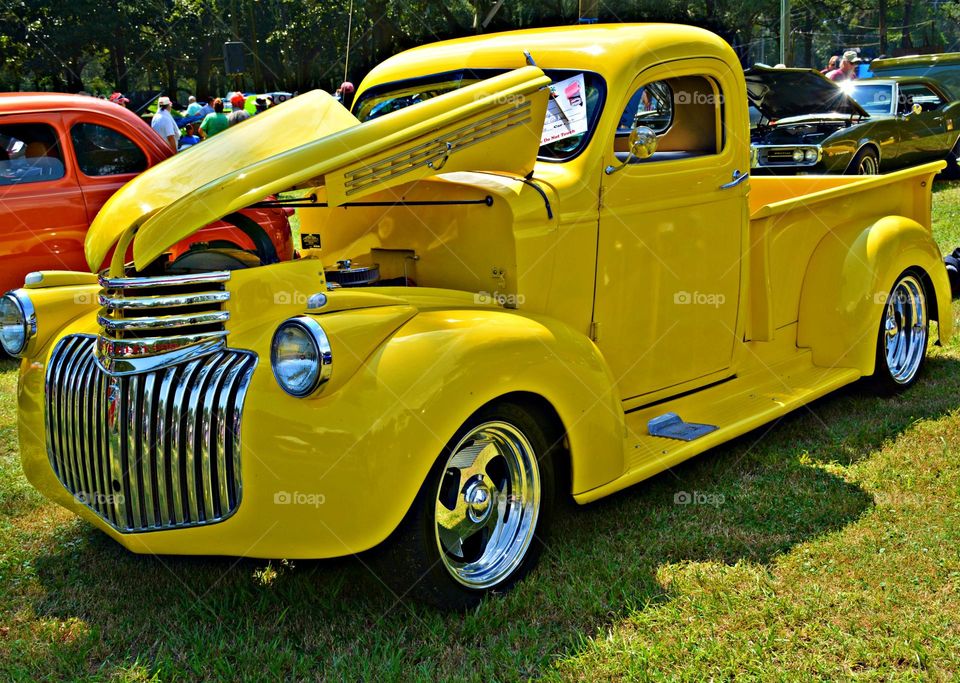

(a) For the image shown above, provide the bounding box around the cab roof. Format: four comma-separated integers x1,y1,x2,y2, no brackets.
359,23,737,97
0,92,144,121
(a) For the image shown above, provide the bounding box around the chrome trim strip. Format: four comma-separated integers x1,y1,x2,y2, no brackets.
156,367,177,524
98,291,230,310
95,338,226,377
127,374,143,528
99,271,231,290
98,310,230,332
141,372,158,528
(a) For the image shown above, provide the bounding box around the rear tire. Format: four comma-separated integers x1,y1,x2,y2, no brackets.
868,269,929,394
848,147,880,175
377,400,558,610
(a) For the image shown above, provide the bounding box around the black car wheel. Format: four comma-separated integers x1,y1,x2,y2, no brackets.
849,147,879,175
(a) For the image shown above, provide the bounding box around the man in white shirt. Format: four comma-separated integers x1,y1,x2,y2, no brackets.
151,96,180,153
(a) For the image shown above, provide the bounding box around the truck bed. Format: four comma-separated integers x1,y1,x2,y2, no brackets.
745,162,944,343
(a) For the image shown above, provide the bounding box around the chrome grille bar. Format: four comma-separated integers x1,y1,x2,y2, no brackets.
45,335,256,533
96,270,232,376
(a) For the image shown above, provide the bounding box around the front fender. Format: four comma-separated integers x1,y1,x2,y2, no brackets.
797,215,952,374
207,306,621,558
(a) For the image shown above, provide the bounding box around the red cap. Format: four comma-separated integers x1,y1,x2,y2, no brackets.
109,92,130,104
338,82,355,94
230,92,246,108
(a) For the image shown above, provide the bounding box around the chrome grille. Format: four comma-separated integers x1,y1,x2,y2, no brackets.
97,271,231,375
762,148,798,163
45,334,257,533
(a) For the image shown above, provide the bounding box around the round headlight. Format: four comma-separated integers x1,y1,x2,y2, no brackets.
270,316,332,397
0,291,36,357
804,148,818,162
792,148,805,162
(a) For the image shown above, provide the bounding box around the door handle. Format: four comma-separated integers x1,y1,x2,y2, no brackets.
720,169,749,189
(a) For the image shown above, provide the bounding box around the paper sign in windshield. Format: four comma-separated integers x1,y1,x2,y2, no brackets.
541,74,588,145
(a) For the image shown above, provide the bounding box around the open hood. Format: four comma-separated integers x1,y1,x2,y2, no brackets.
85,66,551,272
744,65,868,121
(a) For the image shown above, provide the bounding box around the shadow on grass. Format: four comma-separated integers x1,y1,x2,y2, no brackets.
19,356,960,678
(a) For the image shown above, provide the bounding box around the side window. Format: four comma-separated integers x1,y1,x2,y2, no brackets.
0,122,66,186
614,75,722,162
899,84,944,113
70,123,148,176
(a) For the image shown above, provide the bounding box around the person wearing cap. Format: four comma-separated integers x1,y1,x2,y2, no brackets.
185,95,202,117
108,92,130,108
151,95,181,153
826,51,859,81
230,92,246,111
335,81,355,110
199,98,230,139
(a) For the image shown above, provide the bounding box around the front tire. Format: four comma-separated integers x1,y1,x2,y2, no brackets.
869,270,929,394
379,400,558,609
849,147,880,175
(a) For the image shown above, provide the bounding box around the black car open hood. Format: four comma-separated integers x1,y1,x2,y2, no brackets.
744,65,869,120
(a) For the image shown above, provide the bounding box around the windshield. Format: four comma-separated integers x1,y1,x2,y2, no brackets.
848,83,895,115
353,68,606,162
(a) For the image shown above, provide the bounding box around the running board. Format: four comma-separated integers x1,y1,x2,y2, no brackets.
574,351,861,504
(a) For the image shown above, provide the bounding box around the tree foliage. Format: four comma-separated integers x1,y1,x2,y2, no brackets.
0,0,957,99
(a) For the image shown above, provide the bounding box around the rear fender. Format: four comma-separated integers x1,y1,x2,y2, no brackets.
798,215,952,374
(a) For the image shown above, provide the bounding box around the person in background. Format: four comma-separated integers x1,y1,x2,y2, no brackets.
821,55,839,74
228,108,250,126
108,92,130,108
199,98,229,139
254,96,268,114
185,95,202,117
179,123,201,149
335,82,355,110
150,95,180,153
230,91,246,112
826,51,859,81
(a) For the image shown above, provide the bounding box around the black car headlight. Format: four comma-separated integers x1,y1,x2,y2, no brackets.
0,291,37,357
270,316,332,397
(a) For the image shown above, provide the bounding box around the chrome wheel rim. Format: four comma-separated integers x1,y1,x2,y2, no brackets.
434,421,540,589
859,154,879,175
884,274,927,384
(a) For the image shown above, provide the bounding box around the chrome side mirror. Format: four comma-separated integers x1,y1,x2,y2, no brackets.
605,126,658,175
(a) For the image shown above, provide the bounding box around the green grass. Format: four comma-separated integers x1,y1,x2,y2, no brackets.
3,184,960,680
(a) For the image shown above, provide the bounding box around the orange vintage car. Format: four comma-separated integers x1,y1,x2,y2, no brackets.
0,93,294,294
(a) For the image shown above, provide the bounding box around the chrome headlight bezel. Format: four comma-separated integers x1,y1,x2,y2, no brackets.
0,290,37,357
270,316,332,397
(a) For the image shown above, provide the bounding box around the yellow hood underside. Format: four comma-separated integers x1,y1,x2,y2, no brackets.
84,66,551,272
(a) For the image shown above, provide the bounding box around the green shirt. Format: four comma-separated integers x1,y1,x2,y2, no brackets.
200,112,229,138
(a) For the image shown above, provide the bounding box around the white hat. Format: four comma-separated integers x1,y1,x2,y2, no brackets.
157,96,172,107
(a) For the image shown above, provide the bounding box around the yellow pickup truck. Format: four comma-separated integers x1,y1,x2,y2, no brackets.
2,24,952,609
